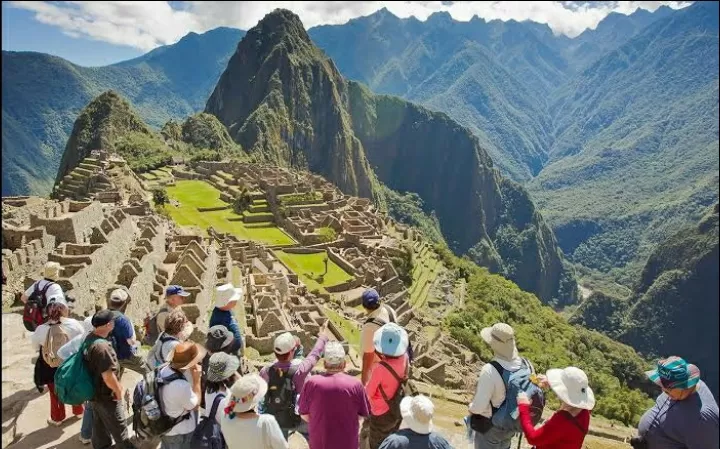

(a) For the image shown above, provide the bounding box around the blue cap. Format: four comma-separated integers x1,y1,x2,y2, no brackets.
362,288,380,308
166,285,190,297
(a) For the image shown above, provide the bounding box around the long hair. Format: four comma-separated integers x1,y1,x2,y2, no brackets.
46,302,68,323
206,373,239,394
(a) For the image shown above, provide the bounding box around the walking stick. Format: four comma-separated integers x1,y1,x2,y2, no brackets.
517,433,523,449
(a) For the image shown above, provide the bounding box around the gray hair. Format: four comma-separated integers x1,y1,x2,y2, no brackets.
323,341,346,369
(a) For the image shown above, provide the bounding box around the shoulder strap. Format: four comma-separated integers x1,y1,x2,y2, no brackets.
364,317,387,327
288,363,300,379
489,361,505,378
560,411,587,435
209,393,226,418
379,361,405,384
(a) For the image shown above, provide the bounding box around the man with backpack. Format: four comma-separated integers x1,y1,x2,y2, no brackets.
360,288,398,385
84,309,137,449
21,262,65,332
143,285,190,345
468,323,545,449
259,323,330,441
365,323,410,449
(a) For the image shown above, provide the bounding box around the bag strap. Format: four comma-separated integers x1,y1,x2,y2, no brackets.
208,392,226,419
378,361,407,405
560,411,587,435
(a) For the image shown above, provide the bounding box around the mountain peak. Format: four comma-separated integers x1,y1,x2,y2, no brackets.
248,8,310,44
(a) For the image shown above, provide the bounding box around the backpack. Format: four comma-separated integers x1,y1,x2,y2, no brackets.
42,323,70,368
146,334,178,369
377,361,410,422
191,393,226,449
54,336,102,405
262,364,301,429
143,307,166,346
23,280,56,332
489,358,545,432
132,365,191,440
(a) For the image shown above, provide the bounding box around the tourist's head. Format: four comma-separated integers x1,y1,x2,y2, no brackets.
165,285,190,308
43,261,61,281
91,309,120,336
373,323,409,360
164,309,189,337
646,356,701,400
361,288,381,312
546,366,595,411
480,323,518,361
168,341,206,371
273,332,297,362
400,395,435,435
46,299,69,322
226,374,268,416
206,325,235,353
108,288,129,312
206,352,241,393
215,283,242,311
323,341,346,372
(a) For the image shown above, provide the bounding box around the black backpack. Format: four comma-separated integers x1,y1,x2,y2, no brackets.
262,364,301,429
377,361,409,422
191,393,226,449
23,280,56,331
132,365,191,440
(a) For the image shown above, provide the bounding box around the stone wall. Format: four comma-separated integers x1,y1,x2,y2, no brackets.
29,201,104,244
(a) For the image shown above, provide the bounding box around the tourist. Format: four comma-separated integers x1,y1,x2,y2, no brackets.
259,323,330,440
209,283,244,355
631,356,719,449
106,288,147,378
516,367,593,449
158,341,206,449
360,288,398,385
220,374,288,449
204,352,241,423
201,325,238,407
366,323,410,449
298,341,370,449
84,309,136,449
146,309,192,369
469,322,534,449
379,395,454,449
21,261,65,305
31,298,86,426
152,285,190,336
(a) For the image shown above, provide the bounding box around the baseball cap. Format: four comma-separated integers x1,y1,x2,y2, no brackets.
323,341,346,365
91,309,120,328
109,288,129,303
273,332,297,355
166,285,190,297
361,288,380,308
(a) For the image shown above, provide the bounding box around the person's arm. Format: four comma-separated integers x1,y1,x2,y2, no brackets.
378,435,400,449
30,325,46,350
259,365,269,383
365,364,382,405
102,370,123,401
228,316,243,353
518,403,562,447
188,364,202,411
357,382,371,418
468,365,495,416
686,417,720,449
298,378,313,422
57,333,84,361
297,333,328,375
21,284,35,304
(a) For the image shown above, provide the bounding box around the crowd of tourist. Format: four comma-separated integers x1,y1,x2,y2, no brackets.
18,261,719,449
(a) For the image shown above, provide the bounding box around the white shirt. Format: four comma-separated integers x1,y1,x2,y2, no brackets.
360,304,397,354
158,365,199,436
220,409,288,449
468,357,523,417
24,279,64,303
31,318,85,351
203,390,227,423
146,336,180,368
56,317,94,361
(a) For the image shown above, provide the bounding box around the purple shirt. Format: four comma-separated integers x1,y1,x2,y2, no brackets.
298,372,370,449
260,335,328,393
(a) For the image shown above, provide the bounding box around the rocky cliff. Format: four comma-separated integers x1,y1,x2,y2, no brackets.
205,9,577,305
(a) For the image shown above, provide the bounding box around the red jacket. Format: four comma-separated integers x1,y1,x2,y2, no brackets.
519,403,590,449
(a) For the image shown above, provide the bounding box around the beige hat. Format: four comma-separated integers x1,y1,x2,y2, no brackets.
480,323,518,361
109,288,129,304
167,341,206,370
547,367,595,410
273,332,297,355
44,262,61,280
228,374,268,414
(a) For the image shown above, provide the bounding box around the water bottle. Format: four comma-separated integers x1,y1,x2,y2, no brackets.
143,395,161,420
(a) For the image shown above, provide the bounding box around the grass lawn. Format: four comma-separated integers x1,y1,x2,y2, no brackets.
275,250,354,293
323,307,360,350
165,180,295,246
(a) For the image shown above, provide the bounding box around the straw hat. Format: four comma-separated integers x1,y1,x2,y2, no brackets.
44,262,61,281
400,395,434,434
547,367,595,410
227,374,268,414
480,323,519,361
167,342,206,370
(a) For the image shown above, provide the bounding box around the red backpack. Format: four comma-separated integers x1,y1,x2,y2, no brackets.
23,280,55,332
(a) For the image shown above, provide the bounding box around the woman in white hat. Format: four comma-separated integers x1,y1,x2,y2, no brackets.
517,366,594,449
220,374,288,449
379,395,454,449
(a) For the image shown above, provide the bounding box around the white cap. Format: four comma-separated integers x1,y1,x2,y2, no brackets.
215,283,242,308
273,332,297,355
109,288,129,303
323,341,346,365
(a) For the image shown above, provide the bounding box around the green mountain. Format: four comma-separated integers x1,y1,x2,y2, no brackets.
2,27,244,196
205,9,577,306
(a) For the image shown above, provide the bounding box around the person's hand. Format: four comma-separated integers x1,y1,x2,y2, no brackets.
190,363,202,379
319,320,331,339
517,392,531,406
114,388,124,402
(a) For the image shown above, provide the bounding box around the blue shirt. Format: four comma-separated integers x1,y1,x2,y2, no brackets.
379,429,454,449
209,308,243,354
110,314,134,360
638,380,719,449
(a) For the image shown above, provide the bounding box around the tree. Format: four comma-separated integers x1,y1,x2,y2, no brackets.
392,243,414,287
233,187,252,214
152,188,169,207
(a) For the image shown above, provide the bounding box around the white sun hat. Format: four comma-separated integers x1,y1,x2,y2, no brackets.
399,395,434,434
547,366,596,410
228,374,269,414
215,283,242,308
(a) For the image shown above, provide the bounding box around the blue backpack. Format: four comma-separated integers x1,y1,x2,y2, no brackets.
490,358,545,431
191,393,227,449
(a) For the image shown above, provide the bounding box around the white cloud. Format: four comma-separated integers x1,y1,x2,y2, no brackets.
7,1,693,51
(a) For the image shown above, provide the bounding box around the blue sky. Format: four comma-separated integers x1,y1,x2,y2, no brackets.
2,1,691,68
